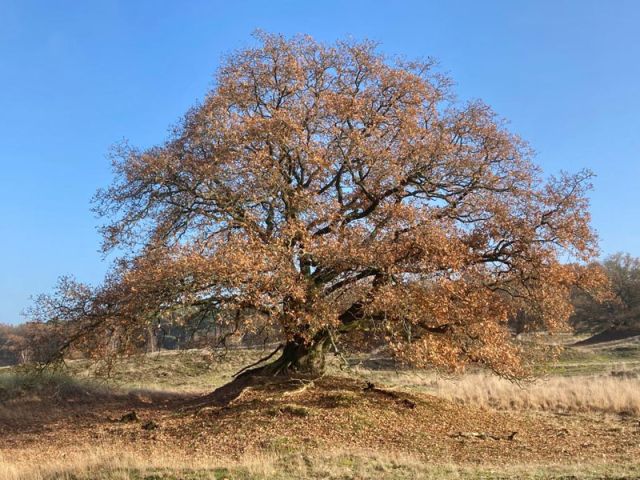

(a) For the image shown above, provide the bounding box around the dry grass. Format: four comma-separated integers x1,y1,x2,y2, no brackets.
4,345,640,418
0,369,108,398
2,446,639,480
2,373,639,470
0,446,280,480
348,340,640,416
430,373,640,415
354,368,640,415
2,343,640,479
0,370,105,424
62,348,271,392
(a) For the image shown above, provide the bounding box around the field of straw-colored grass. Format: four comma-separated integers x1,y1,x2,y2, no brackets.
424,372,640,415
2,446,639,480
353,341,640,415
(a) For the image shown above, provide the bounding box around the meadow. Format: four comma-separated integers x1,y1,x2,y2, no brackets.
1,335,640,479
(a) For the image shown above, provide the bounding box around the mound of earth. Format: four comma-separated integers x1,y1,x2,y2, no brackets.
1,375,639,467
574,327,640,346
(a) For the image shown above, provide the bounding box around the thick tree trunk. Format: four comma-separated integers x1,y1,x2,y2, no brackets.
196,331,331,407
259,332,330,377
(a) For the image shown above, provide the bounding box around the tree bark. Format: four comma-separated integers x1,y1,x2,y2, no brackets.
196,330,331,407
259,331,330,377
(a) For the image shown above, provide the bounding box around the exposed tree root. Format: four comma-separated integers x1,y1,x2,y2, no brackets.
185,338,328,409
363,381,417,409
232,344,283,378
282,379,316,397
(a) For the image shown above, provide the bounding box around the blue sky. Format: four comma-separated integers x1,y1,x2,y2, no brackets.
1,0,639,324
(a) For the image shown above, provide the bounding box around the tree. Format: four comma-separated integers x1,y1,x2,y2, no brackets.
0,324,27,365
30,33,606,392
571,253,640,332
603,253,640,316
0,323,57,365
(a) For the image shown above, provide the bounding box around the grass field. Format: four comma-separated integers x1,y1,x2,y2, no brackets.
1,336,640,479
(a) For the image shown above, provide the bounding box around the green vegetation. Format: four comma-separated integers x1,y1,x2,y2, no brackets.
64,348,273,392
548,340,640,376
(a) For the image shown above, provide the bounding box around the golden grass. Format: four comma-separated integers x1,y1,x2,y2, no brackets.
2,446,639,480
361,369,640,415
0,446,278,480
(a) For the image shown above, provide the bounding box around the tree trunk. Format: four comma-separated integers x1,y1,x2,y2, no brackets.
196,330,330,407
259,332,330,377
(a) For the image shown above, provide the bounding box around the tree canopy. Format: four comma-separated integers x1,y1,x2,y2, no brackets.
30,33,607,381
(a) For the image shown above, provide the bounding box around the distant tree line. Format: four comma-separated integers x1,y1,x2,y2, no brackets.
0,309,280,366
571,252,640,333
509,252,640,336
0,323,29,365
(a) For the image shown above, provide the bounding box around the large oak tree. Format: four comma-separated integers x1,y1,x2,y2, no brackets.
31,33,606,392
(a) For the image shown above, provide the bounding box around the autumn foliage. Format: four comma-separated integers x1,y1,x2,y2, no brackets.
29,33,607,381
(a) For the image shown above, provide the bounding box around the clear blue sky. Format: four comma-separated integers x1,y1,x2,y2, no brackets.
1,0,639,324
